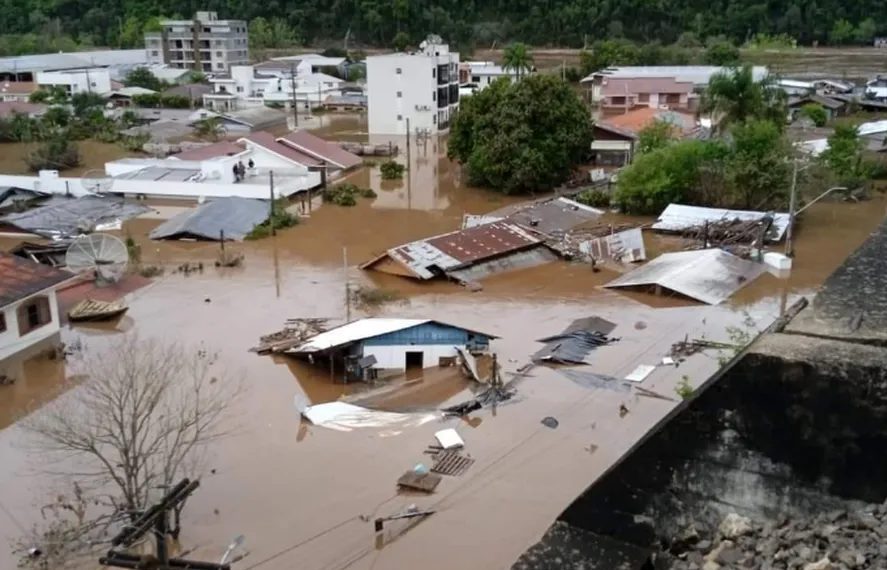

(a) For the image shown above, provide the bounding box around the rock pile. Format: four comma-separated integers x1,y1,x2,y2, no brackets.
669,506,887,569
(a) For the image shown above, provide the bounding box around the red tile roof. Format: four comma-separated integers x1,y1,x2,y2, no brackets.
601,77,693,97
0,253,72,307
600,107,697,136
240,131,322,167
172,141,246,161
0,101,45,118
279,130,363,170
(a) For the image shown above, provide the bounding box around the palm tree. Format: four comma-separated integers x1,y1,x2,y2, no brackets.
502,42,534,79
193,116,227,142
700,64,787,133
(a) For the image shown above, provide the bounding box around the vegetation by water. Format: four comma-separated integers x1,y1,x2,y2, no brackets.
245,199,299,240
379,160,405,180
323,183,376,207
449,74,592,195
3,2,885,55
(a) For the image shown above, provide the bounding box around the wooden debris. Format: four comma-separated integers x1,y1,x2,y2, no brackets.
396,471,442,493
669,336,738,358
68,298,128,322
252,318,330,354
431,451,475,477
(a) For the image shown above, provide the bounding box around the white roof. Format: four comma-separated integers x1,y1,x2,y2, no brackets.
109,86,156,97
149,65,191,81
0,49,149,74
653,204,790,242
291,318,433,352
301,72,344,84
798,120,887,157
778,79,814,89
581,65,769,85
858,120,887,136
466,64,515,77
604,249,766,305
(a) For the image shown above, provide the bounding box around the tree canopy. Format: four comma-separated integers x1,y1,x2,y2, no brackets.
449,75,592,194
1,1,886,54
701,65,787,133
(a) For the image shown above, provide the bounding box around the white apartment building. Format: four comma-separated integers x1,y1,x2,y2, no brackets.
145,11,249,73
35,68,112,95
366,35,460,135
203,65,343,111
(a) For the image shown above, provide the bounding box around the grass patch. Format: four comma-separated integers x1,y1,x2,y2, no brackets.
351,286,403,308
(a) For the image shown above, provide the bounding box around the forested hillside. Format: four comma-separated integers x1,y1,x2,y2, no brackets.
1,0,886,54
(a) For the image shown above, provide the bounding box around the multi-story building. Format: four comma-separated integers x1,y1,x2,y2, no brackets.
366,35,460,135
202,65,344,111
35,68,112,95
145,11,249,73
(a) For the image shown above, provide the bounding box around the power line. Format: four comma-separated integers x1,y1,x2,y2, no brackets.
239,516,359,570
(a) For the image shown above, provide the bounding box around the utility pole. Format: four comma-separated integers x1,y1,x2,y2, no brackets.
343,246,350,323
269,170,276,236
784,160,799,258
289,63,299,128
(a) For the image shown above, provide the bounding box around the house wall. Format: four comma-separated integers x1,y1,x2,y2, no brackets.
36,69,112,95
361,322,492,369
0,290,61,362
363,344,460,370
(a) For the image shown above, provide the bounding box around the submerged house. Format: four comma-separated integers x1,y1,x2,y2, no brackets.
287,318,496,381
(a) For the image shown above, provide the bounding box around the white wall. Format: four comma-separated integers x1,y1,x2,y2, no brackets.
36,68,112,95
0,290,62,362
367,54,437,136
363,344,460,370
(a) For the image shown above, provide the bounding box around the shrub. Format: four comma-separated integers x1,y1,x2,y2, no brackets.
246,199,298,239
380,160,406,179
25,137,81,171
351,286,403,308
675,376,694,400
575,189,611,208
800,104,828,127
323,183,373,206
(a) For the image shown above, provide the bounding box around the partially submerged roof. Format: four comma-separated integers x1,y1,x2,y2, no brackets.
279,130,363,170
486,197,603,237
171,141,246,161
652,204,790,242
288,318,497,354
533,317,617,364
0,252,72,307
222,107,287,129
0,187,49,211
0,196,149,239
361,221,543,280
240,132,322,166
788,94,846,110
149,197,269,241
603,248,765,305
108,86,156,98
163,83,213,99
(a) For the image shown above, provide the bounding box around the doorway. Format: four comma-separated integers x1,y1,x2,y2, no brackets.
405,351,424,369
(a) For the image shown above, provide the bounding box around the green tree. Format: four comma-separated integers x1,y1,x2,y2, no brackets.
25,136,81,171
637,120,676,154
800,104,828,127
820,124,865,184
393,31,410,51
448,75,592,194
579,39,640,75
124,67,164,91
704,41,740,65
701,65,787,133
855,18,877,44
71,92,106,119
726,119,791,209
41,106,72,129
829,19,856,45
193,116,226,142
502,42,533,78
117,15,144,47
249,17,272,49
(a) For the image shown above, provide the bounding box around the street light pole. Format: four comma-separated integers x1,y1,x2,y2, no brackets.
784,160,800,258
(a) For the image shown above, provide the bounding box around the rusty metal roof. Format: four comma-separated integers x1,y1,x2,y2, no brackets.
363,221,542,279
0,252,72,307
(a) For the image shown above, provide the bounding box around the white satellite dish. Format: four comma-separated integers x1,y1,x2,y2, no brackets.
81,169,114,195
65,233,129,285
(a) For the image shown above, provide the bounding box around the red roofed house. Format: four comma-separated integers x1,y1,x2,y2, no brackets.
0,253,73,361
600,77,695,116
279,130,363,172
591,107,700,166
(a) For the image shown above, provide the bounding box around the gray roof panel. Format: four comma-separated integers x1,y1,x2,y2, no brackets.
149,197,270,241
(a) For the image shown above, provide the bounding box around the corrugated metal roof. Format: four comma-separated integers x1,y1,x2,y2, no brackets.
1,196,149,239
652,204,790,242
149,197,269,241
279,130,363,170
288,318,497,353
603,248,765,305
582,65,769,85
487,197,603,237
0,252,72,307
0,50,148,73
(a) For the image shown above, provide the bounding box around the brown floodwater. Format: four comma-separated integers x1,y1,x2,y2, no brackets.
0,140,139,177
1,113,886,570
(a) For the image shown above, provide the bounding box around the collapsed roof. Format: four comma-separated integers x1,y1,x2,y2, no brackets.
0,196,150,239
603,248,766,305
652,204,790,243
149,197,270,241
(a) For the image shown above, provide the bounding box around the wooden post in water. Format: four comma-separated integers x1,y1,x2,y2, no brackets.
219,229,225,255
269,170,276,236
343,246,351,323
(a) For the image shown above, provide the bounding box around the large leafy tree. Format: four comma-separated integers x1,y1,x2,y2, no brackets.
726,119,792,209
449,75,592,194
701,65,787,133
820,125,866,185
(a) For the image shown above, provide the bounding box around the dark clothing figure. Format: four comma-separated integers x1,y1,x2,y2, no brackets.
248,159,255,169
232,163,240,182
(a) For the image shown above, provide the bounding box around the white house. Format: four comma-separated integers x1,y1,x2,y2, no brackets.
366,34,460,135
0,254,73,362
269,54,347,77
461,61,521,90
866,76,887,101
35,68,112,96
204,65,343,111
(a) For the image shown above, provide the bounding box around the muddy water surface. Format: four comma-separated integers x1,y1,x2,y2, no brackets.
1,114,886,569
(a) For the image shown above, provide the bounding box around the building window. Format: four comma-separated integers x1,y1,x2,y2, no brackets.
610,96,626,105
432,91,436,101
397,114,403,121
216,51,223,57
472,75,479,83
638,93,650,103
151,50,159,56
236,86,243,92
396,91,402,98
17,296,51,336
432,68,436,78
396,68,402,74
0,312,5,333
217,63,224,69
665,93,681,104
433,114,437,124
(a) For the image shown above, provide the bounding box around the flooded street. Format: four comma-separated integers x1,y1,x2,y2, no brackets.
1,113,886,569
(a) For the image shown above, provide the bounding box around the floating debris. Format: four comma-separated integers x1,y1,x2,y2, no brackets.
541,416,559,429
396,470,442,493
431,451,475,477
252,318,330,354
68,298,128,322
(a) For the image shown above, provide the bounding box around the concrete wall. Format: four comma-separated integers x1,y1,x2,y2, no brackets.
36,69,111,95
363,344,460,370
0,290,61,362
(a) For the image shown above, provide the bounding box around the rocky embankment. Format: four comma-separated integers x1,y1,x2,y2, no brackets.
669,507,887,570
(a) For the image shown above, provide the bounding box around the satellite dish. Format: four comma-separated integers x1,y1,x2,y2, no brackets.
220,535,246,565
81,169,114,195
65,233,129,285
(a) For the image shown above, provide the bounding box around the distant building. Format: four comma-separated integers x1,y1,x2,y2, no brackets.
35,68,112,96
366,34,460,135
592,107,702,165
0,253,73,361
460,61,522,91
0,81,38,102
581,65,770,112
145,11,249,73
203,65,343,111
866,75,887,101
875,37,887,49
0,50,149,82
